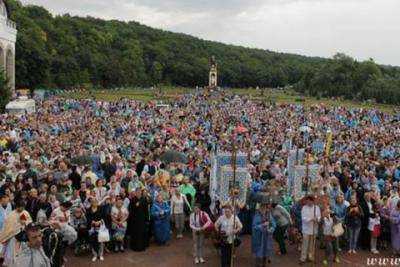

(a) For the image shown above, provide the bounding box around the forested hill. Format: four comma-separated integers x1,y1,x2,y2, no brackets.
6,0,400,104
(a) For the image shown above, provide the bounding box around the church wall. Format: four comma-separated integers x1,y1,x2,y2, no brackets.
0,10,16,91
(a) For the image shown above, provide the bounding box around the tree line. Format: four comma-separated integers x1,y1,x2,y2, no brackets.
296,53,400,104
5,0,400,105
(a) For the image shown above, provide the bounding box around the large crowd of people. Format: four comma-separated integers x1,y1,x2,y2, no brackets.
0,89,399,267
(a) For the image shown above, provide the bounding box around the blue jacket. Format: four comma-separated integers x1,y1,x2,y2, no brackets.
333,203,347,222
251,211,276,258
150,201,171,244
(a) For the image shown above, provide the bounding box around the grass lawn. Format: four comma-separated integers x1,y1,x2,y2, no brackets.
59,87,194,102
231,88,397,114
60,87,397,114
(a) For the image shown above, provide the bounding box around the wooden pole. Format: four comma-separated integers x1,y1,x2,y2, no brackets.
306,152,310,195
230,140,237,267
305,134,317,267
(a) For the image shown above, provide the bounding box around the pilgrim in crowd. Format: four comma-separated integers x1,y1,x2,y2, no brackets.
0,88,398,267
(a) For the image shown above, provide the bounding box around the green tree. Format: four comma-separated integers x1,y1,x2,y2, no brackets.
151,61,163,85
4,0,400,105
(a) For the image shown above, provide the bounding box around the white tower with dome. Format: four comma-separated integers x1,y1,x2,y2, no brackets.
0,0,16,91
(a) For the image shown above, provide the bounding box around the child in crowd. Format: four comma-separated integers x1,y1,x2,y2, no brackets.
322,209,340,266
369,206,381,254
70,207,89,255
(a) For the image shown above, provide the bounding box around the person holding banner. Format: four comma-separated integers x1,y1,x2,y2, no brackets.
0,200,32,266
299,195,321,264
215,205,242,267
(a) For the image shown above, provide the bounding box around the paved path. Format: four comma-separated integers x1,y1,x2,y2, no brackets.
68,234,379,267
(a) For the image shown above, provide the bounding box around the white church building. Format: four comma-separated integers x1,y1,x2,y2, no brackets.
0,0,16,91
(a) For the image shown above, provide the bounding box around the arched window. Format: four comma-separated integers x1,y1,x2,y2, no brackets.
0,1,7,18
6,49,14,86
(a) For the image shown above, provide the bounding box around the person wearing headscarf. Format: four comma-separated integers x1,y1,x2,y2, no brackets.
150,194,171,245
111,195,129,252
252,203,276,267
70,207,88,255
94,179,107,204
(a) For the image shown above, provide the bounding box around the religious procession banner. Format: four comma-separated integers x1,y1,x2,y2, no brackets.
312,139,325,154
293,164,320,200
287,149,305,194
282,139,292,151
210,152,247,205
218,166,250,206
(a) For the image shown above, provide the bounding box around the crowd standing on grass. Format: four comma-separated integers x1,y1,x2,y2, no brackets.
0,89,399,267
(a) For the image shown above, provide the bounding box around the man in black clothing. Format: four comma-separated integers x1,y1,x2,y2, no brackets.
101,156,116,183
69,165,82,191
128,188,151,251
135,159,146,177
260,165,273,181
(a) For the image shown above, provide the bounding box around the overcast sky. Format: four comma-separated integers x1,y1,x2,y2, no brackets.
21,0,400,66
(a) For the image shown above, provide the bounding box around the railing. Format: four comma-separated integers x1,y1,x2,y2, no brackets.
6,19,16,29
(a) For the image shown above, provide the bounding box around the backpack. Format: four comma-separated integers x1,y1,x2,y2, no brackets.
200,211,214,234
42,227,63,267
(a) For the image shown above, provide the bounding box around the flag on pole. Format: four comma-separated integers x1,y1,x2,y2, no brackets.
325,130,333,157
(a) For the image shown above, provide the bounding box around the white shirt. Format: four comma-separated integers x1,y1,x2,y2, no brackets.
323,217,334,236
215,214,243,244
368,216,380,231
50,207,70,226
12,245,51,267
111,206,129,227
0,204,12,226
301,205,321,235
170,194,188,214
94,187,107,203
367,201,373,214
389,194,399,211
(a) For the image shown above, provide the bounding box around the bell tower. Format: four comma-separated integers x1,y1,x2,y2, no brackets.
209,56,217,88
